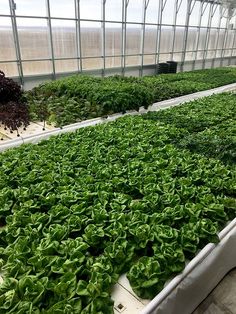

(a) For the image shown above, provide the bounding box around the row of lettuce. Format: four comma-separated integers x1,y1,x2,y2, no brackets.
0,91,235,313
145,92,236,165
26,67,236,127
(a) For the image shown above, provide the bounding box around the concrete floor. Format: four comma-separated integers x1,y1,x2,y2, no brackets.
192,268,236,314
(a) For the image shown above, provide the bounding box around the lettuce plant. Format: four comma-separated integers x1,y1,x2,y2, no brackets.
0,113,235,313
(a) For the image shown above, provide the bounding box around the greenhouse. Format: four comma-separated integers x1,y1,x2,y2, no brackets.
0,0,236,314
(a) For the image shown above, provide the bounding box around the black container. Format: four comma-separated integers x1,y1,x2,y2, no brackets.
156,62,170,74
167,61,178,73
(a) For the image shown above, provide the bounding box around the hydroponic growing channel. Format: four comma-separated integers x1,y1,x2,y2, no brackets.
26,67,236,128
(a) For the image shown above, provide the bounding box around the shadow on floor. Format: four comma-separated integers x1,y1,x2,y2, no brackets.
192,268,236,314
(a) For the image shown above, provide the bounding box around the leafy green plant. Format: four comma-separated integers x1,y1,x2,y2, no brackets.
25,67,236,127
0,71,29,133
143,92,236,164
0,113,235,312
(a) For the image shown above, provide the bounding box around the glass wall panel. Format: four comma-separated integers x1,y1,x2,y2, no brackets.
0,17,16,61
143,55,155,65
14,0,46,17
159,53,171,62
206,50,215,59
126,0,143,23
106,0,122,22
105,23,122,56
233,32,236,48
16,18,50,60
160,27,173,53
1,0,10,15
126,24,142,55
226,30,235,49
105,56,121,68
80,0,101,20
215,49,222,58
125,55,140,67
217,30,226,50
146,0,158,24
22,60,52,75
186,28,197,51
211,6,220,27
201,4,210,27
224,49,231,57
208,29,218,50
162,0,174,25
189,2,200,27
220,16,227,29
173,27,184,52
0,62,18,77
197,51,204,59
82,58,102,70
52,19,77,58
170,52,181,61
80,22,102,57
0,0,234,79
144,26,157,54
176,0,188,26
185,51,195,61
55,59,78,73
50,0,75,19
197,28,207,51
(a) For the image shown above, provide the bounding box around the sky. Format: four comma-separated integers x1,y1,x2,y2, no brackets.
0,0,229,28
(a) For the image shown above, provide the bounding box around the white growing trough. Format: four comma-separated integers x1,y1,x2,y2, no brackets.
111,218,236,314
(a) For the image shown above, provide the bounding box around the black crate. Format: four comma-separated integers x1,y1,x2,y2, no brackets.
156,62,170,74
166,61,178,73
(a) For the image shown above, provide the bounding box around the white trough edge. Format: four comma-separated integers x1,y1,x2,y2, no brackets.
140,218,236,314
1,81,236,153
150,81,236,109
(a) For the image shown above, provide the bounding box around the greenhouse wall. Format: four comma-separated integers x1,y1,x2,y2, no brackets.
1,0,236,88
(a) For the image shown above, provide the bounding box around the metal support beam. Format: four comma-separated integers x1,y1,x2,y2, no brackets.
9,0,24,86
170,0,183,61
220,11,231,67
46,0,56,79
75,0,82,72
101,0,106,76
211,5,224,68
155,0,167,68
202,1,216,69
140,0,150,76
229,16,236,65
192,0,206,70
121,0,129,76
180,0,196,72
